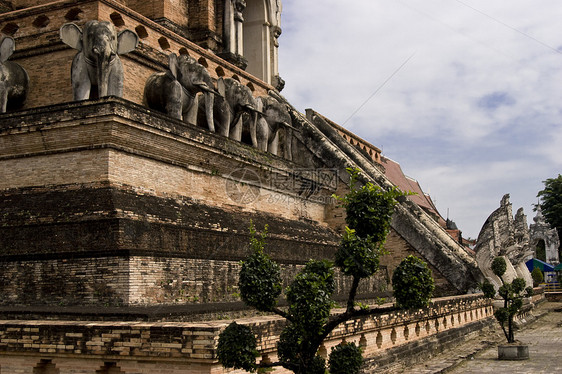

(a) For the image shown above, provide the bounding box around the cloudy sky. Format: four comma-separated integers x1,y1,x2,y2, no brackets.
277,0,562,239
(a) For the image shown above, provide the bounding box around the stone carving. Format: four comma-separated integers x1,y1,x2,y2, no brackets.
256,96,294,160
210,77,260,140
222,0,247,68
271,0,282,28
272,74,285,92
529,206,560,264
144,53,218,131
270,0,283,90
474,194,533,289
60,20,139,100
0,36,29,113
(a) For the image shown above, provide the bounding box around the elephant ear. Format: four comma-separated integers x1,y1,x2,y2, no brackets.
255,96,265,113
117,29,139,55
0,36,15,63
60,23,83,51
217,77,226,97
168,53,179,79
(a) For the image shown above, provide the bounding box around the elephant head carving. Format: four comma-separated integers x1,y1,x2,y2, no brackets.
60,20,138,100
212,77,260,142
0,36,29,113
144,53,218,131
256,96,294,160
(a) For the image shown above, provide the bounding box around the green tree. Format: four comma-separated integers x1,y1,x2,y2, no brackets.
217,168,433,373
537,174,562,260
481,257,533,343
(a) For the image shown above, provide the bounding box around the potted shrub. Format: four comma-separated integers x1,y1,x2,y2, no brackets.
481,257,533,360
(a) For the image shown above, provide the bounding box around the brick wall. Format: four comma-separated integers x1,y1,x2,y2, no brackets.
0,257,130,306
0,99,462,305
187,0,218,38
126,0,166,21
0,99,330,223
162,0,188,28
0,254,389,306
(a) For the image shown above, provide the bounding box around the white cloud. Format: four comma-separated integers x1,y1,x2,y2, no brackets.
279,0,562,238
535,128,562,167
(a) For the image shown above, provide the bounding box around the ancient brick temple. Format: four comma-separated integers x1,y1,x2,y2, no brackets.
0,1,488,372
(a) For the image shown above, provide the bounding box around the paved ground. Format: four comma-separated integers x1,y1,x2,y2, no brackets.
402,301,562,374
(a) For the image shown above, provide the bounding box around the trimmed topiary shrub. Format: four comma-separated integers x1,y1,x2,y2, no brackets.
238,224,283,312
328,342,363,374
531,267,544,287
341,170,402,244
216,322,258,372
335,227,380,278
392,255,435,309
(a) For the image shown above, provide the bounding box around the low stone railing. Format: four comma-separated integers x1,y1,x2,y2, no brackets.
0,294,494,373
243,293,493,370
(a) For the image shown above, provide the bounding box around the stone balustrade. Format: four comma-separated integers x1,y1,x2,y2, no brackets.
0,294,495,373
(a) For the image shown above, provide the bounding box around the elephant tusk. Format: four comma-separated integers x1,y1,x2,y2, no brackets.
282,122,299,132
245,106,263,115
195,83,221,96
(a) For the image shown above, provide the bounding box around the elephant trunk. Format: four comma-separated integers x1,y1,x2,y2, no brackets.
204,92,215,132
0,81,7,113
93,45,113,98
284,125,293,161
0,64,7,111
255,117,268,152
249,110,259,148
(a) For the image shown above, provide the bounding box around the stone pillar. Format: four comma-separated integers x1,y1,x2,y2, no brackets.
270,0,284,90
238,0,284,89
220,0,248,69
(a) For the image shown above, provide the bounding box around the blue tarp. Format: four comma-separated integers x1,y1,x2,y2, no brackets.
526,258,555,272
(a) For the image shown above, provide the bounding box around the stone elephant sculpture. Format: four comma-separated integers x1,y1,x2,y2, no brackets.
209,77,260,142
144,53,218,131
60,20,138,100
0,36,29,113
256,96,294,160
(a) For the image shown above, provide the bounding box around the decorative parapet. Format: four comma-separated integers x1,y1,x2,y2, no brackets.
0,294,493,372
313,111,383,165
250,294,493,362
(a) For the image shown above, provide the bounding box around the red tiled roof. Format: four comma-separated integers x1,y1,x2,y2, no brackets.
381,156,446,226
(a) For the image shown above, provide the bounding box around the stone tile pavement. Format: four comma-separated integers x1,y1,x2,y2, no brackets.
400,301,562,374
